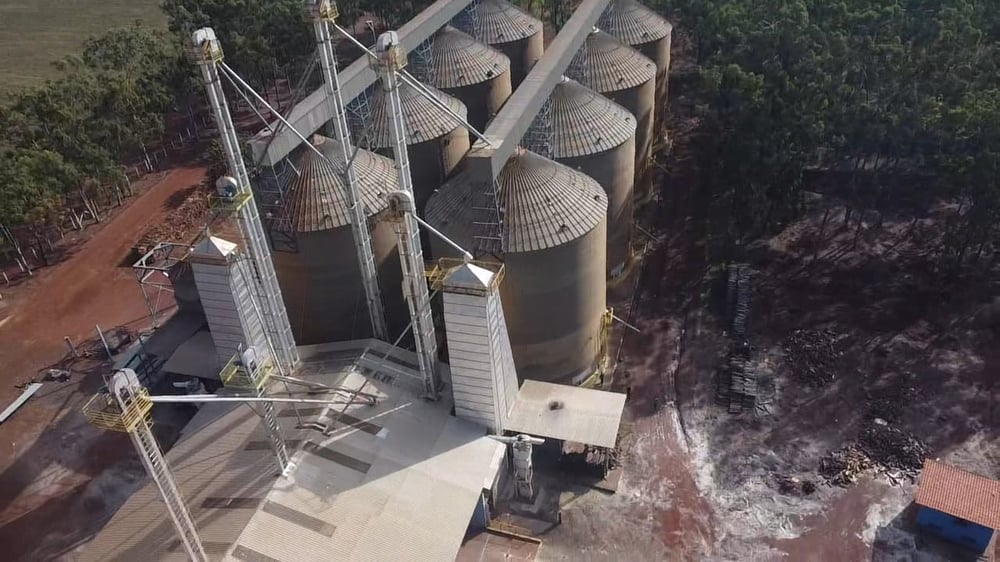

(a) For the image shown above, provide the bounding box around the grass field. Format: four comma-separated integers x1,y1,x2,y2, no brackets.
0,0,165,100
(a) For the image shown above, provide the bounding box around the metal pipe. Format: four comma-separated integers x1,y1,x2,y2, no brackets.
397,70,492,145
148,395,355,405
196,34,299,371
612,314,641,333
220,63,332,167
96,324,112,358
249,0,478,166
374,37,440,399
413,214,473,261
220,69,275,133
331,22,492,146
270,374,380,400
308,12,389,339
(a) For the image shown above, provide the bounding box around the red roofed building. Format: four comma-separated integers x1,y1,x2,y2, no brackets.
914,459,1000,555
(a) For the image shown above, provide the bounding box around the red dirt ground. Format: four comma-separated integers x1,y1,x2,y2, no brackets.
0,165,206,560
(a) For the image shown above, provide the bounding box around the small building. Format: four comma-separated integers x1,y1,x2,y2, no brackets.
914,459,1000,555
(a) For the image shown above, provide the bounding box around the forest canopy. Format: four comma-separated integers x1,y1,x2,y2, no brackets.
649,0,1000,263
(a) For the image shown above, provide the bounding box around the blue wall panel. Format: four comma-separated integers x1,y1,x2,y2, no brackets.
916,506,993,554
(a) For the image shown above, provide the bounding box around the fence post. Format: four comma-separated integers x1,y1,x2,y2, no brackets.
64,336,78,358
96,324,113,359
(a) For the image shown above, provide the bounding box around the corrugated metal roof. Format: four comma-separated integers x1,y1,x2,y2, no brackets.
598,0,672,46
576,29,656,94
474,0,542,45
363,82,468,147
425,148,608,253
162,329,220,380
505,380,626,448
915,459,1000,529
80,342,506,562
431,25,511,89
550,76,636,159
285,136,395,232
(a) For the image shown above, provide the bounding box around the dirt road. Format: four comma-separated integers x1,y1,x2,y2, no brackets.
0,165,206,560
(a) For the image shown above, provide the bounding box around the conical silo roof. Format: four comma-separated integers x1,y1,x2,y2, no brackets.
474,0,542,45
598,0,672,46
550,77,636,159
426,149,607,253
575,29,655,94
285,135,395,232
431,25,511,89
364,82,468,147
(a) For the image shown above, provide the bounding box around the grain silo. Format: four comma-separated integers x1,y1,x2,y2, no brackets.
571,29,656,202
360,83,471,214
426,148,608,384
426,25,513,131
462,0,544,88
549,76,637,278
272,135,407,344
599,0,673,108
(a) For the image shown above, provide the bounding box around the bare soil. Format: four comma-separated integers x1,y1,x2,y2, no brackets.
0,165,207,561
538,27,998,562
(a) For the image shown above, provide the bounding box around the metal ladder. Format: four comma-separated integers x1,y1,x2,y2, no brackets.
566,35,591,87
130,423,207,561
472,178,506,258
254,375,290,472
410,36,436,85
523,96,554,158
452,0,482,39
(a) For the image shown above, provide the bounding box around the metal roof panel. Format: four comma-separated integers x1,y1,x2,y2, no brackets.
573,29,655,94
362,82,468,147
550,76,636,158
430,25,511,89
284,136,395,232
597,0,672,46
470,0,542,45
426,149,607,253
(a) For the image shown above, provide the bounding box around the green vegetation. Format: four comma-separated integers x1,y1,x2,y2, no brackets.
651,0,1000,267
0,1,431,272
0,0,164,99
0,21,184,268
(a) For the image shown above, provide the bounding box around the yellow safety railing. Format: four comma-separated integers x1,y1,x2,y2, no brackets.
219,353,273,389
487,519,541,544
82,388,153,433
425,258,506,293
208,191,252,214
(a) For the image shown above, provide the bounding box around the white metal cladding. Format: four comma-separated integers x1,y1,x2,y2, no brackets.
189,238,268,366
80,350,504,562
445,291,501,430
506,380,626,448
487,288,519,428
441,263,519,433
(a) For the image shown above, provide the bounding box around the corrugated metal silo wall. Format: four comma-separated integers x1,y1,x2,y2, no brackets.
557,134,636,276
636,35,672,125
427,219,608,384
500,218,608,383
376,130,470,215
441,69,513,131
272,221,406,344
604,79,655,201
492,33,544,89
